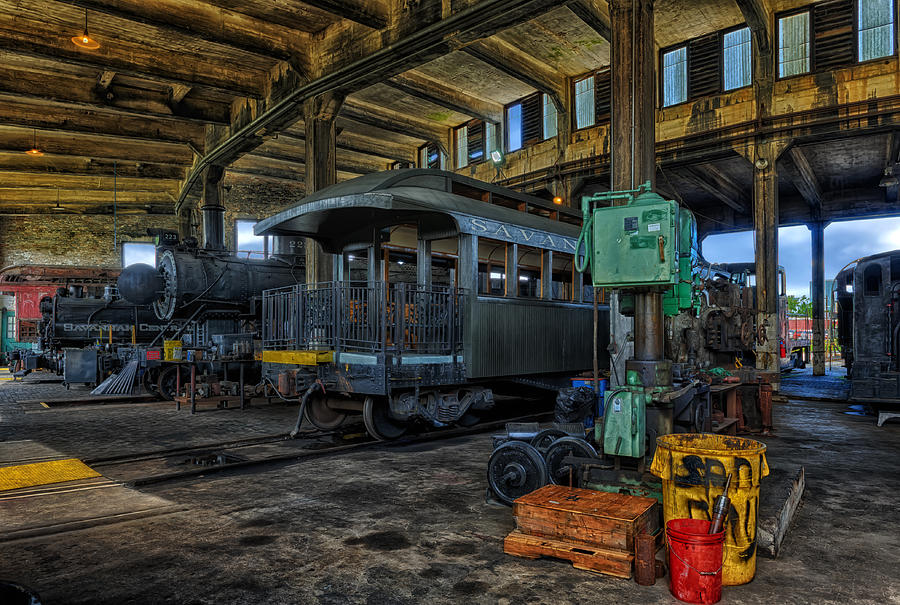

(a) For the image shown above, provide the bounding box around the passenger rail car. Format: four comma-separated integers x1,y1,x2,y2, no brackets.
836,249,900,404
256,169,610,439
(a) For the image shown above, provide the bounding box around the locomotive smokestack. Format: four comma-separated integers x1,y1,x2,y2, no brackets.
201,165,226,251
118,263,164,306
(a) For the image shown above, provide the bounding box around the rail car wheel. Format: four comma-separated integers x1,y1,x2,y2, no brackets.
530,429,567,454
304,394,348,430
487,441,548,505
363,396,407,440
142,367,161,396
157,365,180,401
544,436,598,486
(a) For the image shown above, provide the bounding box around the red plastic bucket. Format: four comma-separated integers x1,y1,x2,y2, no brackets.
666,519,725,604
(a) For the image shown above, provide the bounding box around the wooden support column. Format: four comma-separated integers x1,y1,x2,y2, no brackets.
608,0,656,385
505,243,519,297
541,249,553,299
610,0,656,191
417,239,432,288
752,141,782,378
304,92,344,285
810,220,827,376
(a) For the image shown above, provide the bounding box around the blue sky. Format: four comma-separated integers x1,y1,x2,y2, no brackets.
702,217,900,297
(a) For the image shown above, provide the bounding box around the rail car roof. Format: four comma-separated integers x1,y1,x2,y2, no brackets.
256,169,584,254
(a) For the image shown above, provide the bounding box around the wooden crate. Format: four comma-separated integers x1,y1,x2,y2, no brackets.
504,530,634,578
511,485,658,553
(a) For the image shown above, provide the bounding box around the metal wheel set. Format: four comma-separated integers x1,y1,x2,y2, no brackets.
486,422,600,505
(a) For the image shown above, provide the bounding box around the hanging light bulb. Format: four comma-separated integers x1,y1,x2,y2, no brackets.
72,9,100,50
51,187,66,212
25,128,43,156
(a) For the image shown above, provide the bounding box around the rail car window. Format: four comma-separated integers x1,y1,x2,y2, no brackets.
235,219,268,259
122,242,156,267
778,11,811,77
863,263,882,296
478,238,508,296
859,0,895,61
518,245,541,298
552,252,575,301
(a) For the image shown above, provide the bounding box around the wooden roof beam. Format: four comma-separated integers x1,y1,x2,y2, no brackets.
568,0,612,41
278,129,418,163
0,10,262,97
0,96,208,148
682,166,748,214
0,172,181,192
0,126,193,166
48,0,310,68
300,0,388,29
384,71,504,124
341,101,450,150
786,146,823,209
0,152,184,179
461,38,566,111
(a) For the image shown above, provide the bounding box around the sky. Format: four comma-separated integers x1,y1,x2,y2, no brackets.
702,216,900,297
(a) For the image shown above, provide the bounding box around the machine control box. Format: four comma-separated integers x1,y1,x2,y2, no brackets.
588,193,679,288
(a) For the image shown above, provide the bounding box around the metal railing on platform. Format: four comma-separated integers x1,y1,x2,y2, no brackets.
263,281,463,355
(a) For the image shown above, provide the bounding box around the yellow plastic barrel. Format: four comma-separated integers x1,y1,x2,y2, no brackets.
650,433,768,586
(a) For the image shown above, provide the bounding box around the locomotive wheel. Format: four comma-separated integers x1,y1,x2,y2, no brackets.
544,436,598,486
456,410,481,427
487,441,548,506
157,365,180,401
362,396,407,441
142,367,161,396
530,429,567,454
304,394,348,430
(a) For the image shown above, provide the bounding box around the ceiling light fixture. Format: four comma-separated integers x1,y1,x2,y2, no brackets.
552,196,563,205
72,9,100,50
25,128,43,156
51,187,65,212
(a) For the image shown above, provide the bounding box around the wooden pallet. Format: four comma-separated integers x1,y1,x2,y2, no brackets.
504,530,634,578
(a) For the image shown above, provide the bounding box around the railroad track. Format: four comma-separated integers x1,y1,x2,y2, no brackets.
87,412,553,488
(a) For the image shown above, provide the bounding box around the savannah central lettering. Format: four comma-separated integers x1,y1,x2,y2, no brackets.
466,217,577,252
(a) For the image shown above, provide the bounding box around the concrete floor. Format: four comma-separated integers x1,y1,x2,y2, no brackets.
1,371,899,604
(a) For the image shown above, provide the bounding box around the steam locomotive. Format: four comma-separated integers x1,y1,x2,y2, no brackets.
835,249,900,404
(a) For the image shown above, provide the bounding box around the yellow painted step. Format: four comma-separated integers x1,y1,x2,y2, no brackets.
261,350,334,365
0,458,102,491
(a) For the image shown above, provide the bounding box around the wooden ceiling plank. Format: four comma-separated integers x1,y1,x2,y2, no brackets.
385,71,504,124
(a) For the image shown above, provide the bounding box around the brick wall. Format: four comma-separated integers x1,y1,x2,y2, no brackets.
0,214,178,269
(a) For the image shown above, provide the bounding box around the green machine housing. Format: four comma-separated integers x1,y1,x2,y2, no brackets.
576,182,699,460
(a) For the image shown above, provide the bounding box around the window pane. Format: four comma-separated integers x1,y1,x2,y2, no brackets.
574,76,595,129
723,27,752,90
778,12,810,77
859,0,895,61
236,219,265,259
662,47,687,106
507,103,523,151
485,122,496,158
455,126,468,168
122,242,156,267
542,93,558,139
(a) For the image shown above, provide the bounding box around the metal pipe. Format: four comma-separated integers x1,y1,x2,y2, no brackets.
633,291,664,361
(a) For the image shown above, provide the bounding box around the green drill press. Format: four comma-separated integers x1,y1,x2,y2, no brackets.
576,181,699,476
